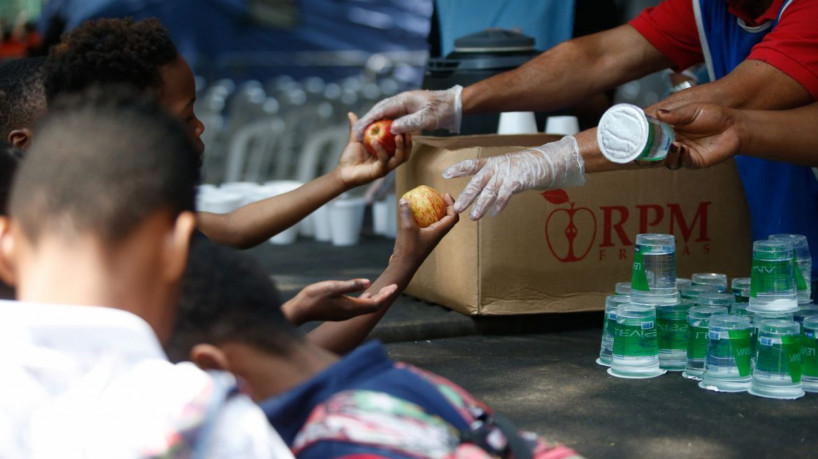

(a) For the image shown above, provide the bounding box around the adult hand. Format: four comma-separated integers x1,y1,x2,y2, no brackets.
442,136,584,220
281,279,398,326
391,193,459,269
352,85,463,139
336,112,411,189
655,104,741,169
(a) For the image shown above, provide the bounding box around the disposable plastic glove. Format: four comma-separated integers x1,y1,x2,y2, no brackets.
353,85,463,139
443,136,585,220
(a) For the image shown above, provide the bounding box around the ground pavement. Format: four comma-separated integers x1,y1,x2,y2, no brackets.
248,233,818,459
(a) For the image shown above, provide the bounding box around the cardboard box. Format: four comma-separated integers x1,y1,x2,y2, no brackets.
397,134,752,316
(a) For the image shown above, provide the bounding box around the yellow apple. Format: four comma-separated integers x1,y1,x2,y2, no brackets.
401,185,447,228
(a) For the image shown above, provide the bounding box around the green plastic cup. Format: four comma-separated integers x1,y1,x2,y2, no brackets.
609,304,666,379
597,295,631,367
749,320,805,400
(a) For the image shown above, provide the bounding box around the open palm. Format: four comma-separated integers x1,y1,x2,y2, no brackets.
337,112,410,188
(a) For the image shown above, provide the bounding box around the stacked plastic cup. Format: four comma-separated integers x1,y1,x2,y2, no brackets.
769,234,812,304
750,311,794,367
801,317,818,393
695,292,734,312
692,272,728,293
699,315,753,392
731,277,751,305
748,240,799,314
683,305,728,380
732,302,750,317
681,284,719,302
615,282,632,296
630,234,678,305
609,303,666,379
597,295,632,367
677,278,692,291
794,304,818,327
749,320,804,399
656,302,692,371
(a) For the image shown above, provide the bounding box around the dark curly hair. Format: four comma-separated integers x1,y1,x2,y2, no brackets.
43,17,178,103
0,57,46,140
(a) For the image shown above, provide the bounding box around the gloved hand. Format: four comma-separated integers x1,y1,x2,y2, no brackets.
353,85,463,139
443,136,585,220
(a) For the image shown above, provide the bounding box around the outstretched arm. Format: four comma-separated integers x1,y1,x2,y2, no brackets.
198,113,411,248
655,102,818,168
306,194,459,355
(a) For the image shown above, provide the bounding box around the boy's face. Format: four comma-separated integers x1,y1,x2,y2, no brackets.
158,56,205,166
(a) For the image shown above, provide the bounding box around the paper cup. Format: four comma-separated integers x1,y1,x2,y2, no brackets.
385,194,397,239
329,198,366,246
219,181,261,206
497,111,538,134
251,181,304,245
372,200,389,236
198,191,243,214
544,116,580,135
314,204,332,242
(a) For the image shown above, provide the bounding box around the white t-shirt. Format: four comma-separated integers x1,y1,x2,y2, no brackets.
0,300,293,459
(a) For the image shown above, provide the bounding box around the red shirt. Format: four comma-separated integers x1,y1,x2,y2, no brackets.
630,0,818,99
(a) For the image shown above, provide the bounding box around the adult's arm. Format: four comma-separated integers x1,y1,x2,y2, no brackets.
656,102,818,168
353,25,671,137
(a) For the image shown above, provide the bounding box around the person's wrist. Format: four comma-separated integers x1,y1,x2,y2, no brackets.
330,165,355,191
281,299,306,325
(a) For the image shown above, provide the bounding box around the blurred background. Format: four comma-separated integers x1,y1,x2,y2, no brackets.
0,0,669,186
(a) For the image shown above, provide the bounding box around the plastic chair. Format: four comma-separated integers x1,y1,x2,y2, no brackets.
224,118,285,183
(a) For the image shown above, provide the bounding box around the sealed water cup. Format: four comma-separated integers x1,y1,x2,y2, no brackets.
631,234,678,305
801,316,818,393
683,305,728,380
598,103,674,164
681,284,719,301
769,234,812,304
749,320,805,400
699,315,753,392
597,295,631,367
692,272,728,293
677,278,692,291
608,304,666,379
615,281,632,296
748,240,798,314
695,292,734,312
750,311,794,367
731,277,751,305
656,302,692,371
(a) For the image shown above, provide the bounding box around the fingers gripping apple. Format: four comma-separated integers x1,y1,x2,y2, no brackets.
363,119,397,157
401,185,447,228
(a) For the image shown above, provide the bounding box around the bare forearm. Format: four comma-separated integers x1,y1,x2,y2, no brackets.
734,105,818,166
463,25,669,115
306,258,420,355
198,170,348,249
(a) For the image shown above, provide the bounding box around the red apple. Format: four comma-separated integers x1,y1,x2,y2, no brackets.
363,119,396,157
401,185,447,228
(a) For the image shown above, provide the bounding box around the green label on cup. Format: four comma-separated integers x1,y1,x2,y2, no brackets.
728,329,753,377
657,316,688,351
782,335,802,383
794,256,808,291
614,322,657,357
750,259,794,297
688,325,708,360
802,334,818,377
631,248,649,292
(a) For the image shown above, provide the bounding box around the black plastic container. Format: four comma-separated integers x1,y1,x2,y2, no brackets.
422,29,543,135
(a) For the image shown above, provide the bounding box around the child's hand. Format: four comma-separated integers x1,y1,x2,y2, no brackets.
336,112,411,189
390,193,459,269
281,278,399,325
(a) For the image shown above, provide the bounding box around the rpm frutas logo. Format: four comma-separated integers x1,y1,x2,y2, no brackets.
542,189,711,263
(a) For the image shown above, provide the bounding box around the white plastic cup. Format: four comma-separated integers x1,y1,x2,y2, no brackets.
219,181,261,206
329,198,366,246
300,213,316,237
252,181,304,246
384,193,397,239
372,200,389,236
314,204,332,242
497,111,538,134
544,116,579,135
199,191,243,214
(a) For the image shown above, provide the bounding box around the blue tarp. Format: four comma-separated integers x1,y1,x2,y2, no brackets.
38,0,433,81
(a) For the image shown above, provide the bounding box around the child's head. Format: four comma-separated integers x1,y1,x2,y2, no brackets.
0,56,46,148
0,141,23,216
168,239,304,364
44,17,204,156
1,85,199,340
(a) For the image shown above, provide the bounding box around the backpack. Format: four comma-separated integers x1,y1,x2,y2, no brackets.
292,363,582,459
